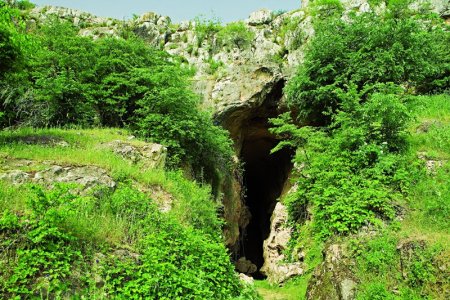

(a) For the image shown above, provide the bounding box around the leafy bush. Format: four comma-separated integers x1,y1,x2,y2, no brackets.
1,17,234,182
0,2,32,126
310,0,344,18
0,185,89,297
14,0,35,10
277,16,304,50
217,21,254,50
271,91,411,237
27,19,98,126
0,183,247,299
285,10,450,125
193,16,222,47
103,222,240,299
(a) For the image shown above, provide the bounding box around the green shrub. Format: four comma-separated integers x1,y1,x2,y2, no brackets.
271,91,411,237
277,16,304,50
310,0,344,18
0,185,89,298
193,16,222,47
0,3,31,126
205,57,224,74
217,21,254,50
1,17,234,182
103,223,240,299
0,183,247,299
15,0,35,10
285,11,450,125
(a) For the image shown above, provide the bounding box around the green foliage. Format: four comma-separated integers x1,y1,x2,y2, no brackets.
310,0,344,18
26,19,98,126
0,2,32,126
407,95,450,232
352,233,446,300
205,58,225,74
0,185,87,297
1,16,234,182
167,171,223,237
193,16,222,47
216,21,254,50
271,91,411,238
0,3,24,75
131,63,234,178
12,0,35,10
0,182,248,298
286,10,450,125
277,16,304,50
103,222,240,299
351,234,399,274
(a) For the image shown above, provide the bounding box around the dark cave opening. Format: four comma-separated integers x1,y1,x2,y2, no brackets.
240,136,293,278
236,79,294,278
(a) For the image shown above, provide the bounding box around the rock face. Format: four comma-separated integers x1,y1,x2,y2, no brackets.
260,202,304,284
106,140,167,169
1,164,116,192
235,257,258,275
306,244,358,300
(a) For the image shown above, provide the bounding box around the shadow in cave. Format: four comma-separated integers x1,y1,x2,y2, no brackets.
240,136,293,278
237,79,294,278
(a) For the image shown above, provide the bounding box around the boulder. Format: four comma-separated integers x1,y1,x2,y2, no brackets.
235,257,258,274
34,165,116,191
107,140,167,169
0,170,30,185
247,9,273,25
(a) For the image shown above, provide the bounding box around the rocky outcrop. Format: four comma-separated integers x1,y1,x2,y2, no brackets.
306,244,358,300
106,140,167,169
260,202,304,284
0,164,116,191
235,257,258,275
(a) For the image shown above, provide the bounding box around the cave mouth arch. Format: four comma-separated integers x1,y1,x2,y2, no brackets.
233,79,294,279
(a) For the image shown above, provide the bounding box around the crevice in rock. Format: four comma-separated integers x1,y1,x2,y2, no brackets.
223,79,294,278
240,136,293,278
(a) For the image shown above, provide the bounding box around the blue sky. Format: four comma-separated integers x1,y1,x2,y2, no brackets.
32,0,301,23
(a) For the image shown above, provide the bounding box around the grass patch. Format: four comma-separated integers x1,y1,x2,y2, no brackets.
255,276,310,300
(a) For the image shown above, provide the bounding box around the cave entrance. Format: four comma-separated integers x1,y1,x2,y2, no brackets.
236,80,293,279
240,134,292,278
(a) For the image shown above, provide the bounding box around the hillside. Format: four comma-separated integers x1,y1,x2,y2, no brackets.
1,0,449,299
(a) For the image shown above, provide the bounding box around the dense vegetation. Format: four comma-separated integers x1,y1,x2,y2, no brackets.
0,128,259,299
269,1,449,298
1,0,449,299
0,2,246,298
0,2,233,182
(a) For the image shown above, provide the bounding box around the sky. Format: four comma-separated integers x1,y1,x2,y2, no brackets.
32,0,301,23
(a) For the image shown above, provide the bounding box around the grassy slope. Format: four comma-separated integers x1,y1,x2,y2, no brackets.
0,128,220,232
0,127,252,299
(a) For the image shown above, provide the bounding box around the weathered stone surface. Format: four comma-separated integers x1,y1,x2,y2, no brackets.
238,273,255,285
0,170,30,185
260,202,304,284
7,134,69,147
0,164,116,192
34,165,116,190
235,257,258,274
306,244,358,300
106,140,167,169
417,152,445,174
246,9,273,25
